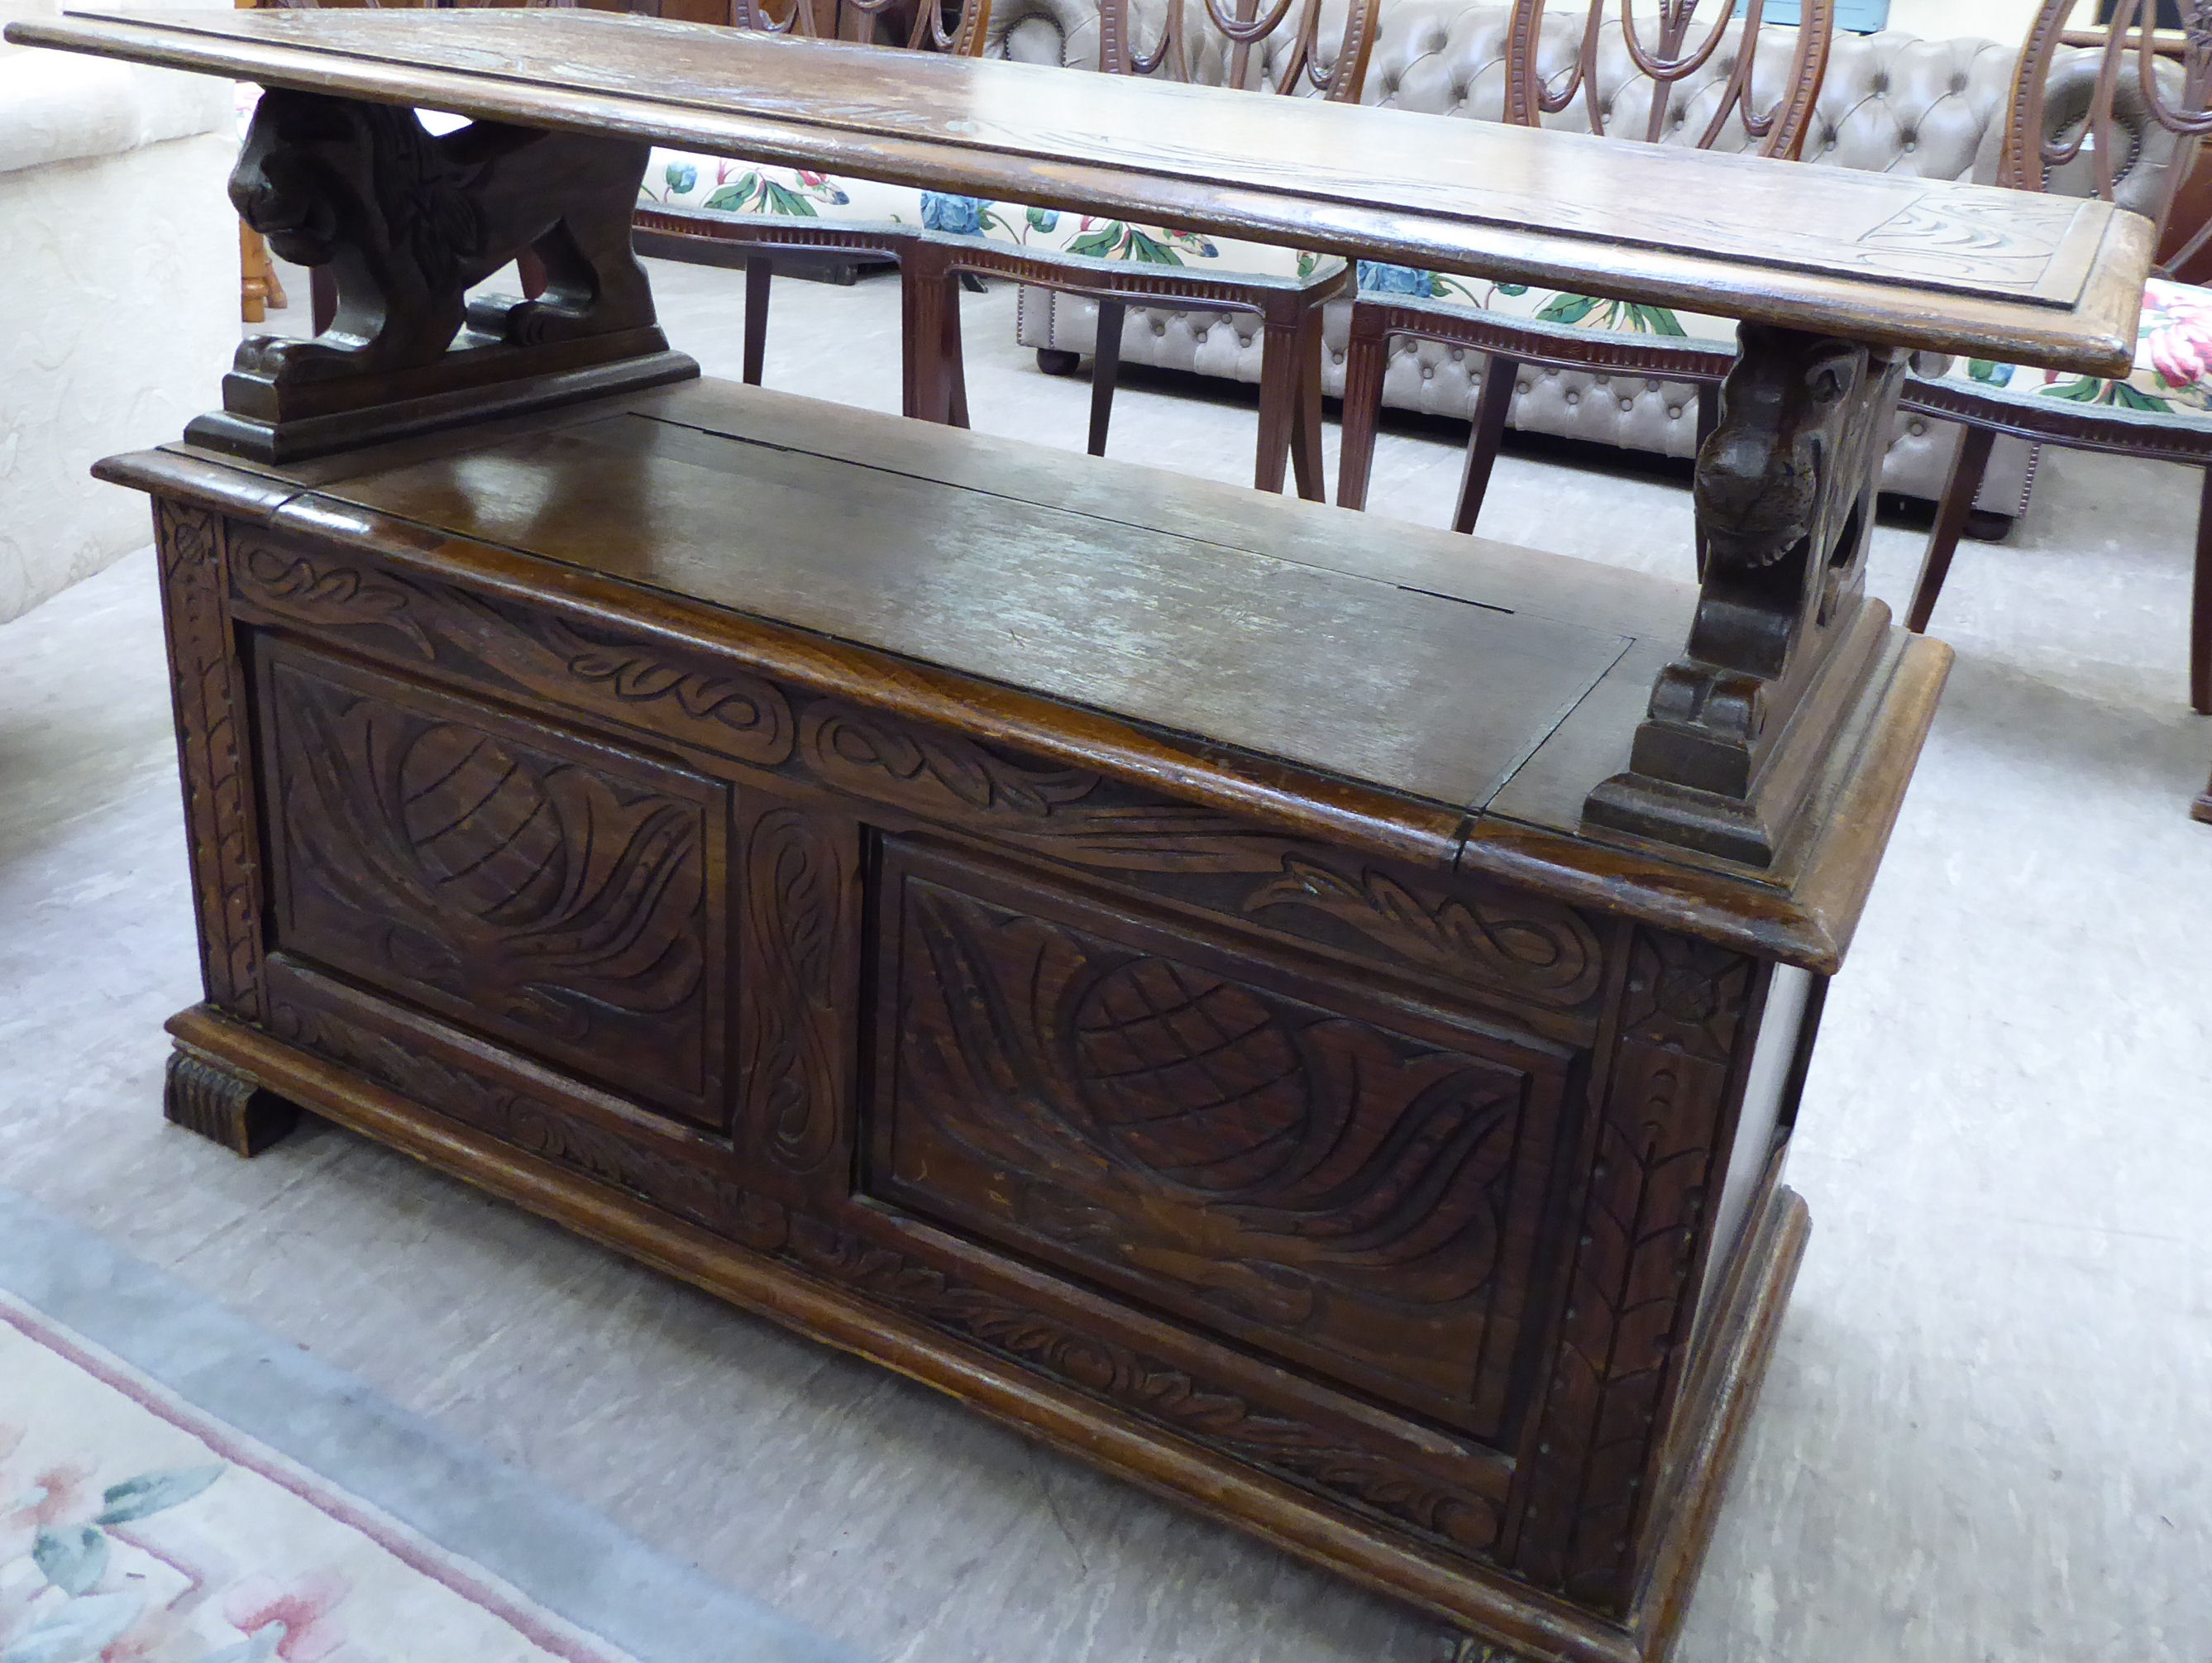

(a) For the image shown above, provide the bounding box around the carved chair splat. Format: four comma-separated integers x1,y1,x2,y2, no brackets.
1334,0,1834,538
1899,0,2212,730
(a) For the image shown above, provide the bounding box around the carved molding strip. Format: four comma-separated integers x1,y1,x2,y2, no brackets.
233,537,795,767
1511,928,1749,1613
225,534,1603,1016
784,1214,1504,1554
156,503,266,1020
1245,856,1603,1010
741,806,849,1174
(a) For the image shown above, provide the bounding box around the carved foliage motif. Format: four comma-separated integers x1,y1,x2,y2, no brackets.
155,503,265,1020
795,699,1291,873
227,538,1607,1018
1245,857,1603,1010
263,982,1500,1557
881,867,1561,1431
739,806,853,1175
262,646,719,1119
1512,928,1751,1612
232,538,795,767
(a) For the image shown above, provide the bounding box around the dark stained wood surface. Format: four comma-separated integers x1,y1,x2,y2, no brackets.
104,374,1951,968
313,402,1631,821
9,6,2152,371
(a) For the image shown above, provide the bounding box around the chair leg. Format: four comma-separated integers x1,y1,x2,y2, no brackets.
1288,308,1326,504
944,275,971,431
1452,354,1518,536
2192,464,2212,714
1335,308,1388,511
1087,299,1125,457
743,256,772,387
1254,311,1304,495
1906,423,1997,633
900,249,959,424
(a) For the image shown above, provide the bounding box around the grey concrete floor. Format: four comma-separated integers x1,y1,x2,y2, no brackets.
2,259,2208,1663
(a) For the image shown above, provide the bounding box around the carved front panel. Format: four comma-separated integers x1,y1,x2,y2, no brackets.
256,638,729,1128
224,536,1608,1042
867,841,1578,1443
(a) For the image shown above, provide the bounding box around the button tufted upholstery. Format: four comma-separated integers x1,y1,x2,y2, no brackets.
1013,3,2042,515
642,0,2044,517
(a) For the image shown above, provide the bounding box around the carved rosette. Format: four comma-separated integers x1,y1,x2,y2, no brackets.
155,503,266,1020
1509,928,1752,1612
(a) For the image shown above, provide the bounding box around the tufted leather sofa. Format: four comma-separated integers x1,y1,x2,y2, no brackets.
996,0,2040,520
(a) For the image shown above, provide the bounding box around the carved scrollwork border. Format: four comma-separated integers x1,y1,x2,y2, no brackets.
223,531,1605,1017
1508,927,1751,1613
157,503,267,1020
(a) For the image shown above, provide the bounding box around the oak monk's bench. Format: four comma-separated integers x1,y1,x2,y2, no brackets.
0,7,2152,1661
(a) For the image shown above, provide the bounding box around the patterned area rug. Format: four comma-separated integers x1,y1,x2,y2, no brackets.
2,1288,636,1663
0,1188,859,1663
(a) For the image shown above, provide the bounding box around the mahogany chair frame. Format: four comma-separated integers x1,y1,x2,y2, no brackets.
930,0,1379,499
1899,0,2212,726
1334,0,1832,530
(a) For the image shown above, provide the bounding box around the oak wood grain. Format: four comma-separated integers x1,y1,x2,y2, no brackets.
7,5,2152,370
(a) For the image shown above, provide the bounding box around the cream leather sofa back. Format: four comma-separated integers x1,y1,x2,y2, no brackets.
997,0,2040,518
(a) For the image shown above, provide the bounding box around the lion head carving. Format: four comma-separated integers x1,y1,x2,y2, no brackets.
227,88,656,381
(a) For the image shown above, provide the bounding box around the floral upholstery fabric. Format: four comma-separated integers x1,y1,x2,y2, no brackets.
1349,260,1737,345
639,150,1745,328
640,150,1305,275
1931,277,2212,417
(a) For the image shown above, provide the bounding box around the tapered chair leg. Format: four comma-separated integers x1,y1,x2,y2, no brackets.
1452,353,1518,535
742,256,773,387
1087,299,1125,457
1906,423,1997,633
1335,305,1389,510
1255,309,1301,495
943,275,970,430
2192,464,2212,714
901,248,960,425
1287,308,1327,503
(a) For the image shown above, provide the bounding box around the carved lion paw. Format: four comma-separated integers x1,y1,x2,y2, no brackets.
234,333,370,383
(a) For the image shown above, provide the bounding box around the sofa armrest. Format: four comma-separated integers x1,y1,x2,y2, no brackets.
0,50,231,178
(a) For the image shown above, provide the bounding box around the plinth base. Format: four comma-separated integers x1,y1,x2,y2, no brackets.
163,1002,1809,1663
186,344,700,464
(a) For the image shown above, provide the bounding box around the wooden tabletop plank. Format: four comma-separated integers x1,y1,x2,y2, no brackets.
313,404,1633,818
8,7,2152,371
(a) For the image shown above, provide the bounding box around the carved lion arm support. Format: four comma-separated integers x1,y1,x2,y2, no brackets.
1584,323,1908,867
202,88,693,461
